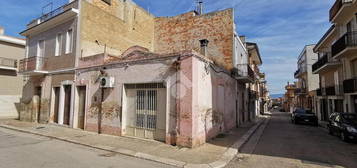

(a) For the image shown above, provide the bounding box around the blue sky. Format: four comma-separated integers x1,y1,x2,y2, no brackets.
0,0,334,94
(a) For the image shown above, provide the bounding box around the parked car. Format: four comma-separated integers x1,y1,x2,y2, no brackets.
327,112,357,142
291,108,318,126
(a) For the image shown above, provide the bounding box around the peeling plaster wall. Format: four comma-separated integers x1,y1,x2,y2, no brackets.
77,58,177,138
190,56,238,147
154,9,235,70
80,0,155,57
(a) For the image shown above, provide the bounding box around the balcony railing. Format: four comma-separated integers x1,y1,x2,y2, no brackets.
233,64,255,82
343,78,357,93
312,54,328,72
294,69,300,77
295,88,307,94
0,57,17,69
326,86,336,96
332,31,357,57
19,56,47,73
27,1,78,28
329,0,353,21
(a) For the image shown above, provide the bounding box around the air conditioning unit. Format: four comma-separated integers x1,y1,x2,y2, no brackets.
100,77,115,88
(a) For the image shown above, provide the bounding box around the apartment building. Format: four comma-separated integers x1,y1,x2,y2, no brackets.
258,73,270,114
19,0,264,148
283,82,297,112
294,45,319,111
313,0,357,123
0,26,25,118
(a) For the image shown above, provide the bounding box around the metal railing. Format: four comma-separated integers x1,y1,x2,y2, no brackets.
312,54,328,72
343,78,357,93
332,31,357,57
329,0,353,21
18,56,47,72
294,69,300,77
325,86,336,96
28,0,77,27
0,57,17,68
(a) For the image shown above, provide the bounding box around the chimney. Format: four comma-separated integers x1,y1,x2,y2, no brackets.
199,39,209,56
0,26,4,35
195,0,204,15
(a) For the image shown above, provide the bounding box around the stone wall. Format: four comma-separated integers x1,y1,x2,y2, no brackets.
154,9,234,70
80,0,155,57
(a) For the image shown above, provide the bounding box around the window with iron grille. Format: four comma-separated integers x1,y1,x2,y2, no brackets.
135,90,157,129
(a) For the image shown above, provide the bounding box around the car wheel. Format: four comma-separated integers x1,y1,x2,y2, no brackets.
340,132,348,142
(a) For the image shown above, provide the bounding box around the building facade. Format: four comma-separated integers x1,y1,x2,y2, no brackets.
294,45,319,111
283,82,297,112
0,26,25,118
313,0,357,124
19,0,265,148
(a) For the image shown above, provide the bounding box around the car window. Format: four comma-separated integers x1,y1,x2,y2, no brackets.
342,114,357,124
295,109,305,113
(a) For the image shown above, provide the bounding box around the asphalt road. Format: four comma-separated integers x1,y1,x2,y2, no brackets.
0,127,174,168
226,112,357,168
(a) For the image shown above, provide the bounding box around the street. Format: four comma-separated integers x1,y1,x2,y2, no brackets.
0,127,174,168
226,112,357,168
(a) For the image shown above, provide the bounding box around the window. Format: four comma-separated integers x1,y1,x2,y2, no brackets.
37,40,45,57
65,29,73,54
102,0,111,5
347,21,352,33
55,33,62,56
351,59,357,77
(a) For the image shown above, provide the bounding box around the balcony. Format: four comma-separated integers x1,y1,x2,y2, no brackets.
0,57,17,71
312,53,341,74
330,0,354,21
18,56,48,74
295,88,307,95
332,31,357,58
325,86,336,96
343,78,357,93
21,1,79,36
232,64,255,83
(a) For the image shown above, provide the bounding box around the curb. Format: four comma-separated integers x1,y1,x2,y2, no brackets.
0,118,266,168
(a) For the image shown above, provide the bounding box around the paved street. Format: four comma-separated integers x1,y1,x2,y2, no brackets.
226,112,357,168
0,127,174,168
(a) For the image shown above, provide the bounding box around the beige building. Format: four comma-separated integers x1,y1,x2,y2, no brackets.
0,26,25,118
313,0,357,124
294,45,319,111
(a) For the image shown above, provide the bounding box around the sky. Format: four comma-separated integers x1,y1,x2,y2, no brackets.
0,0,334,94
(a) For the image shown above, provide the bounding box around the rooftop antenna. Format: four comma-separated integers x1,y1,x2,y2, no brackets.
195,0,204,15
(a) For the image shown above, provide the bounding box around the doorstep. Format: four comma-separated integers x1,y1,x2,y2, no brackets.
0,117,266,168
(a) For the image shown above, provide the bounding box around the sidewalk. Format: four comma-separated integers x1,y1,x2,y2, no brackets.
0,117,265,168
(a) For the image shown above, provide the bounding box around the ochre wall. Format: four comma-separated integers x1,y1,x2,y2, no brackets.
80,0,155,57
154,9,234,70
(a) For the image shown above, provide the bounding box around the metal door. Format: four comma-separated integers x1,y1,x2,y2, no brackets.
77,86,86,129
125,85,166,141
